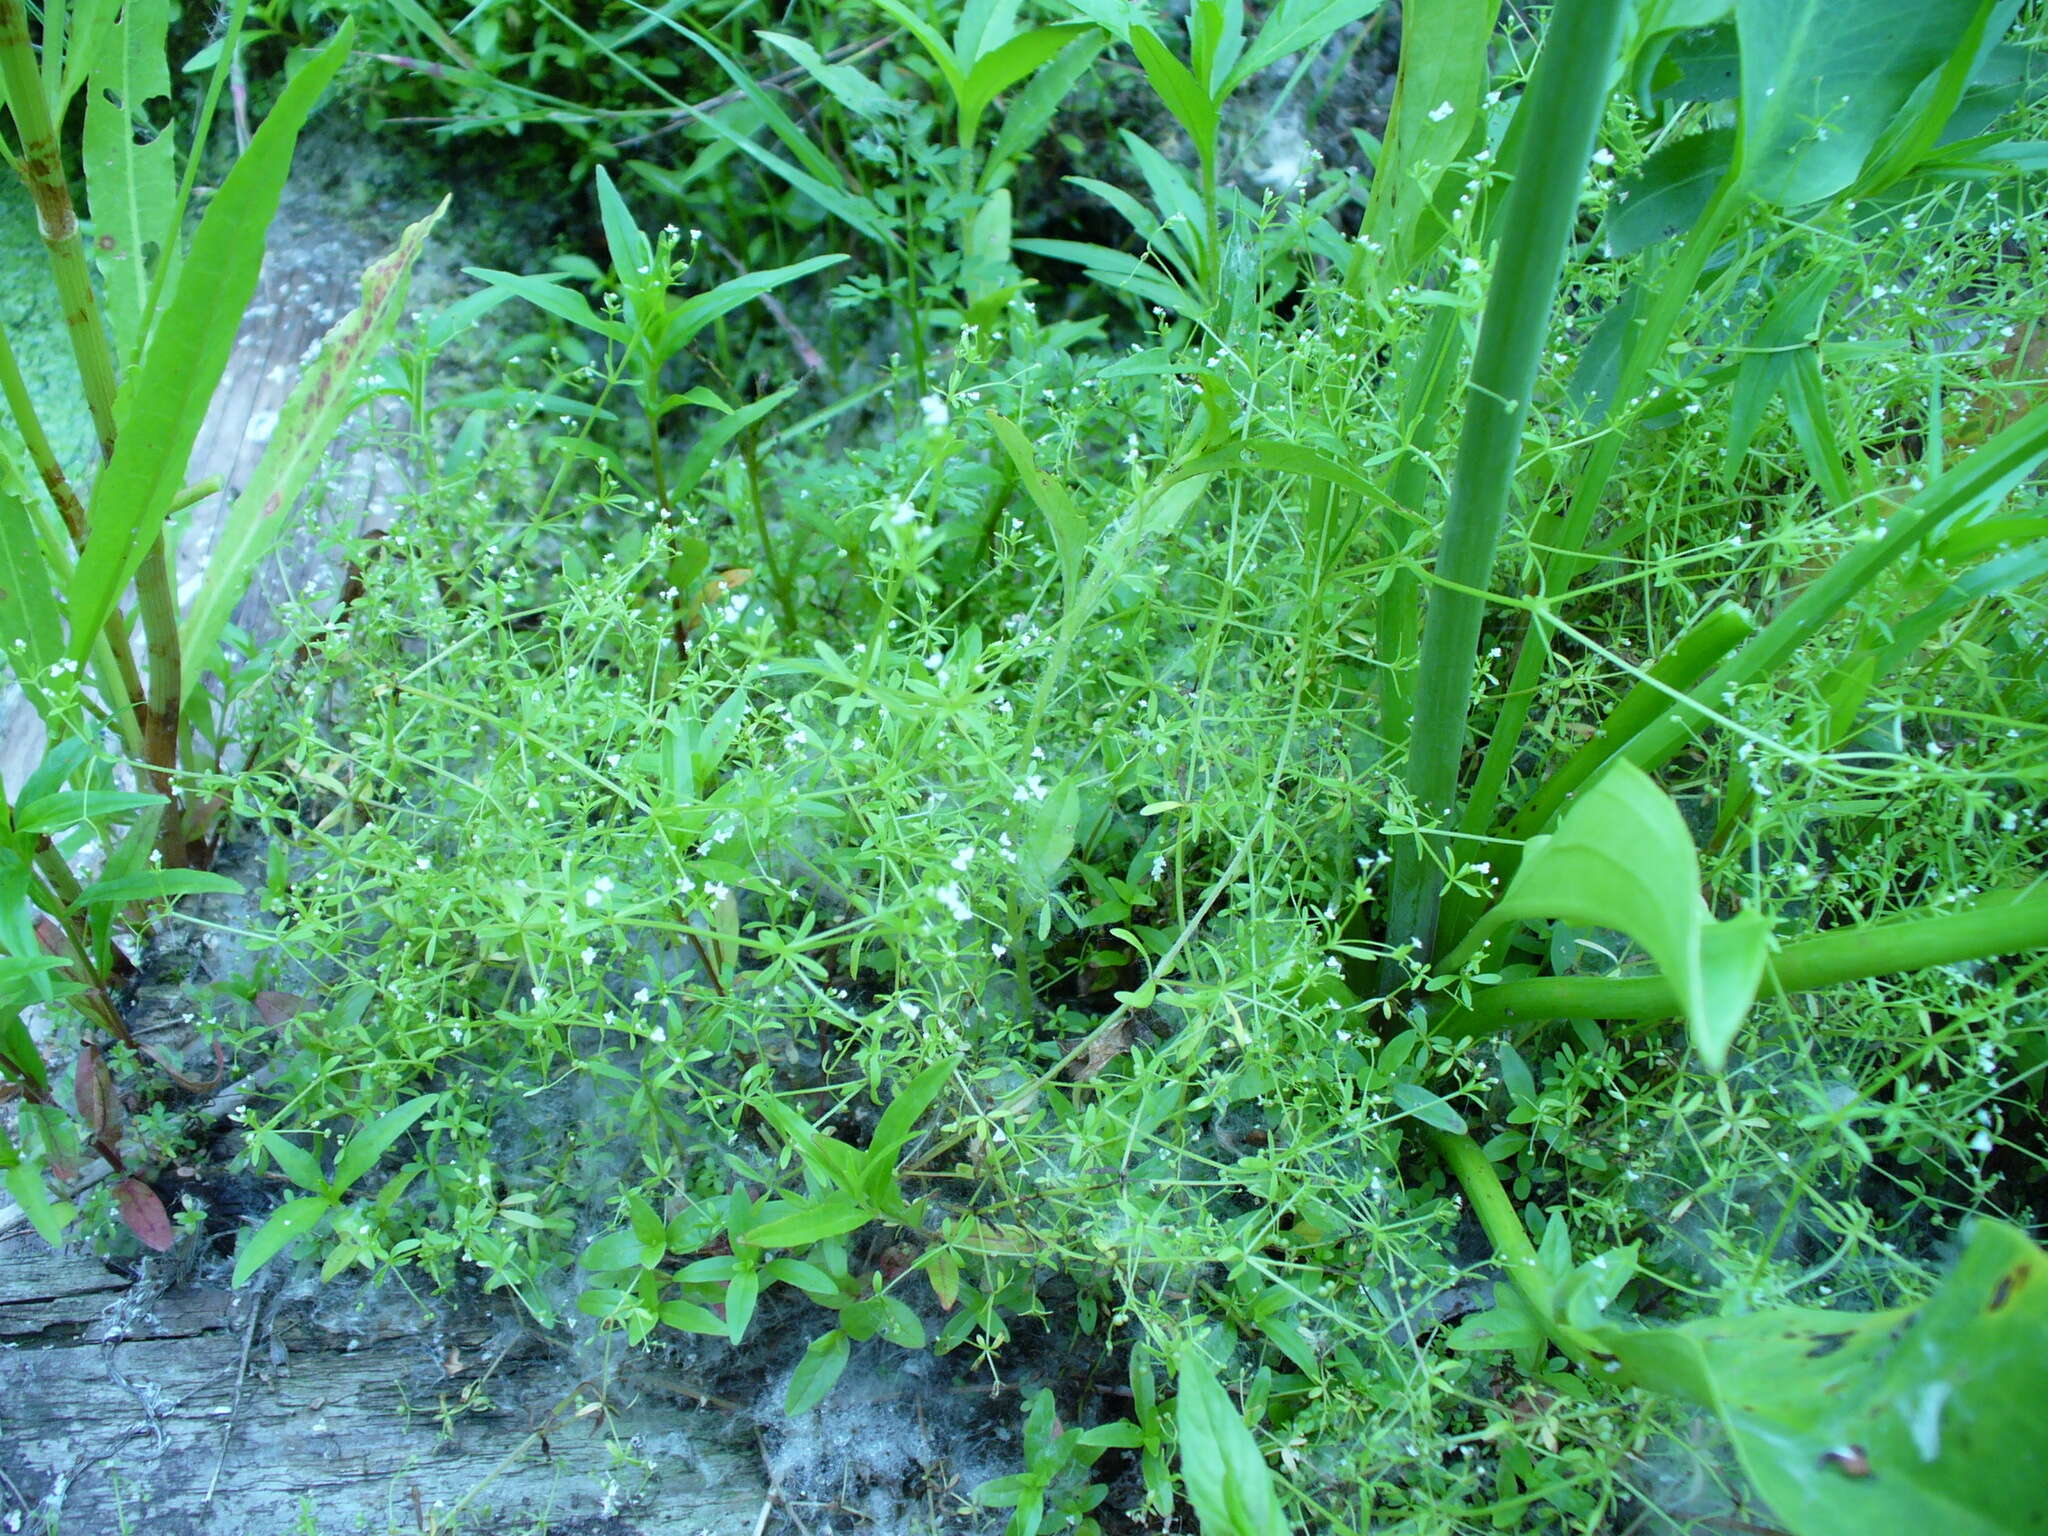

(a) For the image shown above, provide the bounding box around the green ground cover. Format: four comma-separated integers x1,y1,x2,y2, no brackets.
4,1,2047,1531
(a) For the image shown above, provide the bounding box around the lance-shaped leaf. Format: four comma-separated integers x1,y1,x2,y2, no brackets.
180,196,450,703
68,23,354,660
1591,1219,2048,1536
81,0,177,357
1441,760,1770,1069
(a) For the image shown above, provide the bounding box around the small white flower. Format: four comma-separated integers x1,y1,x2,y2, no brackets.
951,846,975,872
1427,99,1455,122
919,393,950,428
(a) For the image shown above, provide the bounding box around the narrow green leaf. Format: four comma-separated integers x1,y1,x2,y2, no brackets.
866,1058,957,1172
73,868,240,908
462,267,626,341
329,1093,440,1195
1356,0,1493,280
182,197,450,703
987,410,1086,608
1130,27,1219,159
68,23,354,661
957,24,1095,147
0,479,67,683
258,1130,330,1195
662,254,847,353
757,30,899,122
743,1192,874,1249
1390,1080,1467,1134
81,0,177,358
14,788,164,838
786,1328,850,1414
232,1194,332,1286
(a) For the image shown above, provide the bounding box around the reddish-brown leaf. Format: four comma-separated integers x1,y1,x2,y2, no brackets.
254,991,313,1026
114,1178,177,1252
74,1044,122,1141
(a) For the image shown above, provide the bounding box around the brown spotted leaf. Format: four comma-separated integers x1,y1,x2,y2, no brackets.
1591,1219,2048,1536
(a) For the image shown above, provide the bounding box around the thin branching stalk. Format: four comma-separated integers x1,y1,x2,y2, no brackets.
1380,0,1632,984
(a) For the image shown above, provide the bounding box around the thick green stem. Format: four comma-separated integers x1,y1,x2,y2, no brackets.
0,0,120,459
1453,175,1745,865
1456,885,2048,1034
1380,0,1632,985
1427,1128,1600,1368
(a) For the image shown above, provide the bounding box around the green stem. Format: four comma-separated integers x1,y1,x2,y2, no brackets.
1427,1128,1599,1368
1380,0,1632,986
0,0,120,459
1453,175,1745,866
1457,885,2048,1034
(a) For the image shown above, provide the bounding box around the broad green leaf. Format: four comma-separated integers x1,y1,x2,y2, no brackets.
68,24,354,661
4,1160,76,1248
743,1192,874,1249
1174,1344,1290,1536
1593,1220,2048,1536
786,1328,850,1414
1853,0,2016,197
581,1227,661,1272
232,1193,332,1286
82,0,177,358
182,197,450,703
1605,127,1735,257
1734,0,1984,207
329,1093,439,1194
73,867,241,908
1355,0,1492,280
1444,761,1771,1070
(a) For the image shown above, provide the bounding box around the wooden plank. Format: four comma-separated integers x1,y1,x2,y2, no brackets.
0,1231,769,1535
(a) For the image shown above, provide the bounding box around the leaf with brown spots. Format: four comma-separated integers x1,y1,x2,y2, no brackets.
1591,1220,2048,1536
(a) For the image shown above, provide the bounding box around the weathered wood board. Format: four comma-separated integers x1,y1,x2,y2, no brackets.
0,1229,770,1535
